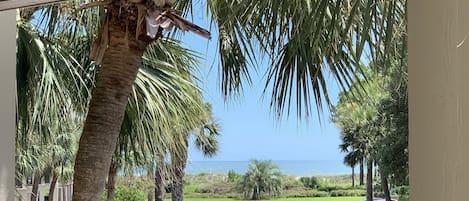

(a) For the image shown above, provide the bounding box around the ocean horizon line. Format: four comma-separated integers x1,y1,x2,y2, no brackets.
185,160,351,176
187,159,344,162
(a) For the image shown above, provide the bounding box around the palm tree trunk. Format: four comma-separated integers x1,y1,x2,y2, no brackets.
31,173,41,201
351,166,355,188
379,167,391,201
366,160,373,201
146,165,154,201
106,158,118,201
171,162,185,201
251,190,259,200
72,16,150,201
171,158,187,201
171,139,188,201
48,172,59,201
360,159,364,185
147,191,154,201
155,153,166,201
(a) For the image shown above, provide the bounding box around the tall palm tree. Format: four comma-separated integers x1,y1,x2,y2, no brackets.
16,8,90,201
18,4,206,200
342,147,359,188
104,38,207,201
169,103,221,201
334,103,366,186
19,5,207,201
24,1,406,200
332,65,390,201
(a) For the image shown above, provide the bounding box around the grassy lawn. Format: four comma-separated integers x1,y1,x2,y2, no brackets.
170,197,363,201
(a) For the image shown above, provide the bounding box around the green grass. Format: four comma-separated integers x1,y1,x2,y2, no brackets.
167,197,363,201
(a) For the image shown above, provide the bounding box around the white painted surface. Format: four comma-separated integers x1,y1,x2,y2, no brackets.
409,1,469,201
0,9,16,201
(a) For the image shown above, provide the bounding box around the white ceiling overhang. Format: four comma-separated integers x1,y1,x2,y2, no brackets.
0,0,67,11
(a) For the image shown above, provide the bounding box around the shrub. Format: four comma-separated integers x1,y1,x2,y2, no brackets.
101,186,146,201
375,192,385,198
330,189,366,197
193,181,236,194
299,176,319,189
194,185,212,193
282,176,303,190
284,189,329,198
317,185,341,192
317,184,354,192
395,185,409,196
227,170,241,182
116,176,153,193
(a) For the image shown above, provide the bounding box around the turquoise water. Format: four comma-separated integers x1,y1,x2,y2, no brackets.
185,160,351,176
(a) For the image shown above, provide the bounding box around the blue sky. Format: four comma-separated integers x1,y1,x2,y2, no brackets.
177,13,346,162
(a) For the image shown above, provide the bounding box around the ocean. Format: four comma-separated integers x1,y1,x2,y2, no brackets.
184,160,351,176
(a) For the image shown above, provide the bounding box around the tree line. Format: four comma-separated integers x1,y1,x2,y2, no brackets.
332,61,408,201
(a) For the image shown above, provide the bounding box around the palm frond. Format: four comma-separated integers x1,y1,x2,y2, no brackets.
207,0,406,119
17,19,90,141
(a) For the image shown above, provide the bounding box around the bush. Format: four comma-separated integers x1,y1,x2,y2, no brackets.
317,184,355,192
193,181,236,194
374,192,385,198
101,186,146,201
330,189,366,197
284,189,329,198
299,176,319,189
317,185,342,192
227,170,241,182
395,185,409,196
282,176,304,190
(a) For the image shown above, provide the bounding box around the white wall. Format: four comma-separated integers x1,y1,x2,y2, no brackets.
409,1,469,201
0,9,17,201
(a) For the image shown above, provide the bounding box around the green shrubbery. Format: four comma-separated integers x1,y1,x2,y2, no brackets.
394,185,409,196
330,189,366,197
182,173,370,200
283,190,329,198
392,185,410,201
227,170,241,182
101,186,146,201
282,176,303,190
299,176,319,189
194,182,235,194
101,173,370,201
183,174,239,199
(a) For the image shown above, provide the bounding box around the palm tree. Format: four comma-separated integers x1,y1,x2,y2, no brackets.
169,103,221,201
240,160,282,200
334,102,366,187
16,8,90,201
24,1,406,200
104,38,207,201
343,148,359,188
15,130,46,201
19,5,205,201
18,5,207,201
153,153,166,201
332,65,390,201
46,126,79,201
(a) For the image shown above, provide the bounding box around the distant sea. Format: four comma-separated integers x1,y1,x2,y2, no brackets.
185,160,351,176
